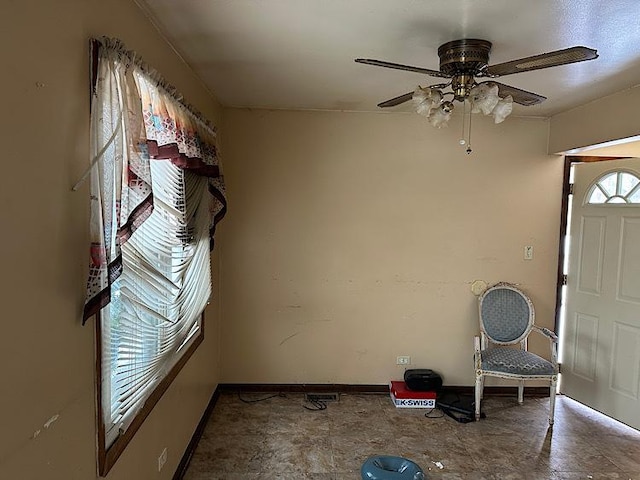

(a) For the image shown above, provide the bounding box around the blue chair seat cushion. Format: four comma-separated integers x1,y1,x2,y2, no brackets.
481,347,554,376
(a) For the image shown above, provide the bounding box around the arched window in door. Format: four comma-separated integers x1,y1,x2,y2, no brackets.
586,170,640,204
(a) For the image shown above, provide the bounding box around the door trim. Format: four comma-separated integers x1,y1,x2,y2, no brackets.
554,156,626,332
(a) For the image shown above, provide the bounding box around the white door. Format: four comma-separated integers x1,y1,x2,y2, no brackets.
561,158,640,430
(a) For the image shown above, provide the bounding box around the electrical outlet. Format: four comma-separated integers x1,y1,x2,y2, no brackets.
397,355,411,365
158,447,168,472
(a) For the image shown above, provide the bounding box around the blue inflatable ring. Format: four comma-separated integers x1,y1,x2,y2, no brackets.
361,455,425,480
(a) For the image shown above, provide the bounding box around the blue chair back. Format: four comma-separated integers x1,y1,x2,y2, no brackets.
479,284,533,345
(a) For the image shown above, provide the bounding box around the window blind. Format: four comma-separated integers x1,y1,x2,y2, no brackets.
101,160,211,446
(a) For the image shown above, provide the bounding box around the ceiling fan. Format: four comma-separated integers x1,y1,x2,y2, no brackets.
355,38,598,124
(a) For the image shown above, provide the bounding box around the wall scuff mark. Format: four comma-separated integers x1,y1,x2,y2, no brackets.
30,413,60,441
43,414,60,429
279,332,301,345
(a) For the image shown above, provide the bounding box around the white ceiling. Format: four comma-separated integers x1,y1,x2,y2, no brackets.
137,0,640,117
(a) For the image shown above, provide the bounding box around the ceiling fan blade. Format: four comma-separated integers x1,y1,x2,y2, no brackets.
486,46,598,77
355,58,450,78
377,91,414,108
479,81,547,106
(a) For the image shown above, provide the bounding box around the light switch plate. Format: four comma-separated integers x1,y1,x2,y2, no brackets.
524,245,534,260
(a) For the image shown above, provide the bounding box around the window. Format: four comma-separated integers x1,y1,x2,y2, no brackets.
587,170,640,204
83,38,226,475
100,160,210,448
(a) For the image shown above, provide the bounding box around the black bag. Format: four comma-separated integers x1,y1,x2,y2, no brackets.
403,369,443,392
436,392,485,423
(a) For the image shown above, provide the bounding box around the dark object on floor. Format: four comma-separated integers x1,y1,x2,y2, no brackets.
361,455,425,480
404,369,443,392
436,392,485,423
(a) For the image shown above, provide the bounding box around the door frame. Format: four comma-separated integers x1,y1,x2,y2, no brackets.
553,156,627,349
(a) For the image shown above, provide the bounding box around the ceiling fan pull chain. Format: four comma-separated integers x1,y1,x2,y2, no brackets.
466,108,473,155
459,100,467,147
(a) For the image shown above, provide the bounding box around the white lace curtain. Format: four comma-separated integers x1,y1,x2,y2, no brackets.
83,37,226,323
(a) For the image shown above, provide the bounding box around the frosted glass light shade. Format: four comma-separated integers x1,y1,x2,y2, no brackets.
412,87,442,116
493,95,513,123
470,83,500,115
429,101,453,128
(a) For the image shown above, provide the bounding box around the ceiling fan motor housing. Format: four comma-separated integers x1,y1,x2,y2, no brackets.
437,39,492,76
438,39,492,101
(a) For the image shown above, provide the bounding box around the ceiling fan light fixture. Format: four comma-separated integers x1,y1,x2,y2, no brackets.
428,101,454,128
469,82,500,115
412,86,442,116
492,95,513,124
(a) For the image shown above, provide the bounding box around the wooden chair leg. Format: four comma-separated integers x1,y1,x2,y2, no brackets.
549,377,558,425
475,374,483,421
517,380,524,404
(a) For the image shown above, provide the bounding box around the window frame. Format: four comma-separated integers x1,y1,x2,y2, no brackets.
96,312,204,475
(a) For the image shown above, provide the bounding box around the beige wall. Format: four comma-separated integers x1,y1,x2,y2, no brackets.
0,1,222,479
220,109,563,385
549,85,640,154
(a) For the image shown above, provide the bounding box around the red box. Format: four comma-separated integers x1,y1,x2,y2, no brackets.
389,381,436,408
